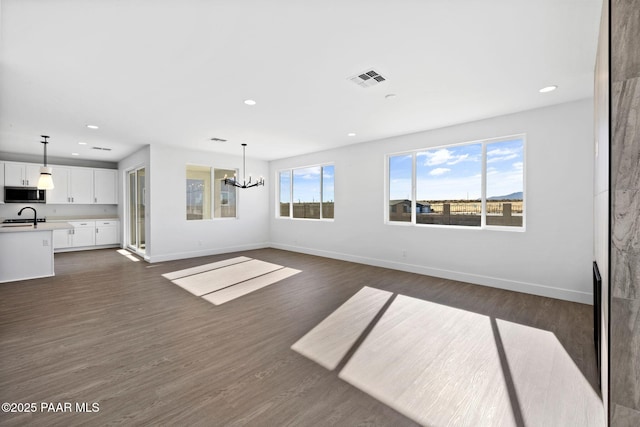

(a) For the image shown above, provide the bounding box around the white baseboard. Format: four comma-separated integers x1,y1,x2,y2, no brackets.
269,242,593,305
147,242,270,263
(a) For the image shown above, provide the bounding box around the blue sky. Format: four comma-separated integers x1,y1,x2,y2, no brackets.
281,165,334,203
390,138,524,200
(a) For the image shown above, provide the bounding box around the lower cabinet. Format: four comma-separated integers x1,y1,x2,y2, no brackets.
95,220,120,245
53,220,120,251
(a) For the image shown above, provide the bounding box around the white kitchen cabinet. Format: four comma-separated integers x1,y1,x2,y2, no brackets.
53,221,96,249
47,166,94,204
48,167,71,204
70,221,96,247
95,220,120,245
4,162,41,187
94,169,117,204
53,229,72,249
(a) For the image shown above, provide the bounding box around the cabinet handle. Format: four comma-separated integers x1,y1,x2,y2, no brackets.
72,197,74,203
95,197,97,203
26,179,29,185
96,228,99,234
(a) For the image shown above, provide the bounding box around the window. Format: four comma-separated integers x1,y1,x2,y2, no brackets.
186,165,237,220
416,143,482,226
322,165,334,219
186,165,211,220
278,164,334,220
485,139,524,227
387,135,524,229
279,171,291,217
388,154,413,223
214,168,237,218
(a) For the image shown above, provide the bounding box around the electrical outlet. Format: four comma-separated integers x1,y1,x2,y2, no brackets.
43,239,49,246
402,249,407,258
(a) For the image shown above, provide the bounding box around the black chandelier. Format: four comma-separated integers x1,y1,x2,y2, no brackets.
223,143,264,189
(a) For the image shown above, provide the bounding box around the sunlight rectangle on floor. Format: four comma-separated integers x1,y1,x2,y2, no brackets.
162,256,251,280
172,259,283,296
201,267,301,305
291,286,393,370
336,294,605,426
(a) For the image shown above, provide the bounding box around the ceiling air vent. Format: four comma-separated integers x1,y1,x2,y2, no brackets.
210,137,227,142
92,146,112,151
349,69,387,88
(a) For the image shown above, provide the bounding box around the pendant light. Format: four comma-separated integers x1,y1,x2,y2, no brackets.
223,143,264,189
37,135,55,190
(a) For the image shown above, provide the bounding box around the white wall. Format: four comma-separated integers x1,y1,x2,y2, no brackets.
146,144,269,262
269,99,595,304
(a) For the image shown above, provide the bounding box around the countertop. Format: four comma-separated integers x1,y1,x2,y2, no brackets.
0,222,73,233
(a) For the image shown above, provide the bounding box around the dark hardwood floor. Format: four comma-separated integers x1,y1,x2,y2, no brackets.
0,248,600,426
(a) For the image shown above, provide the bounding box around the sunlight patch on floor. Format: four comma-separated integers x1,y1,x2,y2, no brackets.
117,249,140,262
292,287,605,427
163,257,301,305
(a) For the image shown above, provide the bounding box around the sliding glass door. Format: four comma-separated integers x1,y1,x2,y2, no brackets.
127,167,146,255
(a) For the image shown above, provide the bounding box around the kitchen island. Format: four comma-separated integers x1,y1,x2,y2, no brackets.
0,222,73,283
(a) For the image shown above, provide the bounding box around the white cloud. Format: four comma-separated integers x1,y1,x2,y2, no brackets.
447,154,469,165
430,167,451,176
487,153,517,163
421,149,475,166
424,148,453,166
487,148,514,157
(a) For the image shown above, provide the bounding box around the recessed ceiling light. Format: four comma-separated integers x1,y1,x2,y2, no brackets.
78,141,87,145
71,152,80,156
385,94,397,100
244,99,257,106
348,133,356,137
86,124,99,129
539,85,558,93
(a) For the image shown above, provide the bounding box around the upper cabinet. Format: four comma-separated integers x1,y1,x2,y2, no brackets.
94,169,117,204
3,161,117,205
46,165,117,205
48,166,93,204
5,162,41,187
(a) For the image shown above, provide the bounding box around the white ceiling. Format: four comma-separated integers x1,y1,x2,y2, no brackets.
0,0,602,163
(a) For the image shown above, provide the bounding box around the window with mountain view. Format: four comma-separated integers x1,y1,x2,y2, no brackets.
416,143,482,226
387,136,524,229
485,138,524,227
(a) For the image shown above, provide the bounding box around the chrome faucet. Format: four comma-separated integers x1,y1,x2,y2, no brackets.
18,206,37,228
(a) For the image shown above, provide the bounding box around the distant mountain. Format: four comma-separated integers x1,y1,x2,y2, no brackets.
488,191,523,200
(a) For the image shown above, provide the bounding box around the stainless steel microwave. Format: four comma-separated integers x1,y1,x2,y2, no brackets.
4,187,46,203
